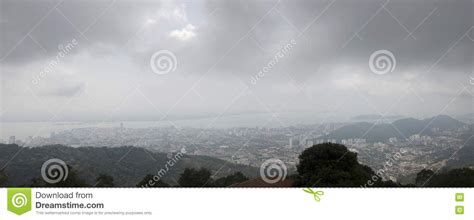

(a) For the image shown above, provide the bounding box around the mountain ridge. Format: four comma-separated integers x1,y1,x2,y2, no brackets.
323,115,466,143
0,144,258,187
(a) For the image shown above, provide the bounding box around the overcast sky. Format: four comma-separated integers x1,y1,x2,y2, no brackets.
0,0,473,123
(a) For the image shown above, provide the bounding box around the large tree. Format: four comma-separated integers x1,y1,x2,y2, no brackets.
295,143,382,187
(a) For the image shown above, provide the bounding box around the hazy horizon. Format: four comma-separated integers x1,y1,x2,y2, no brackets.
0,112,470,141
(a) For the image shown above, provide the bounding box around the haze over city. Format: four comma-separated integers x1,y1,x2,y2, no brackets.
1,0,474,190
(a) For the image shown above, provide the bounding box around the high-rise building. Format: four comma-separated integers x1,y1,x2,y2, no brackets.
289,137,293,149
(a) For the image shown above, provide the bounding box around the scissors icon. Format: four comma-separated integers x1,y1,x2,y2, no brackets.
303,188,324,202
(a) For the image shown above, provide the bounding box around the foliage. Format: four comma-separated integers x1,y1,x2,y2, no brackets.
213,172,248,187
136,174,170,187
295,143,383,187
415,169,435,186
0,144,258,187
178,168,212,187
95,174,114,187
0,169,7,186
417,168,474,187
28,165,89,187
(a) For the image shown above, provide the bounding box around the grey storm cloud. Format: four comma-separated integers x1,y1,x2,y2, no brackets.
0,0,162,64
2,0,472,75
0,0,472,122
133,0,473,90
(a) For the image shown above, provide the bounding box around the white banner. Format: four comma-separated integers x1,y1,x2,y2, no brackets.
0,188,471,220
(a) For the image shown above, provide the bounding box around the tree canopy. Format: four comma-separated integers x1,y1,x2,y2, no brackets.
213,172,248,187
295,143,384,187
178,168,212,187
136,174,170,187
417,168,474,187
95,174,114,187
28,165,89,187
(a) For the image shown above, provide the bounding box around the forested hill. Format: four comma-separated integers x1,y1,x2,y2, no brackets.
323,115,467,143
0,144,258,187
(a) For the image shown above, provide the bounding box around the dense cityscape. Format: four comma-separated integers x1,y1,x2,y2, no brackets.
2,118,469,183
